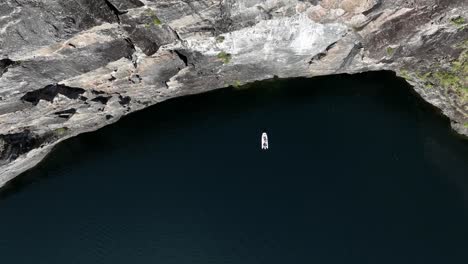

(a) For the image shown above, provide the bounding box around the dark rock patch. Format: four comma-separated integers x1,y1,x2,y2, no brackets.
364,8,433,55
309,41,339,64
55,38,136,71
70,0,118,24
173,50,206,67
0,130,44,162
103,0,127,23
124,38,136,59
53,108,77,119
124,37,135,47
120,13,179,56
174,50,189,66
119,95,131,105
92,90,106,95
21,84,85,105
107,0,144,12
129,74,142,84
363,3,382,16
338,42,363,70
309,52,326,63
0,59,18,77
91,96,112,104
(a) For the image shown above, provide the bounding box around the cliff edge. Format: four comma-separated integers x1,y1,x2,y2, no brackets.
0,0,467,187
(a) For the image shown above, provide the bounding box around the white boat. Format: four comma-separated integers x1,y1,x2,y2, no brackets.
261,132,269,150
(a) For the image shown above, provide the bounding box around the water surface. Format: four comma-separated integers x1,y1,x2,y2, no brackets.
1,72,468,263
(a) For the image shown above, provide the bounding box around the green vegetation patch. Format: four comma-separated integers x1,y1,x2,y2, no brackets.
410,41,468,99
424,82,434,89
399,69,411,80
386,46,394,56
398,40,468,115
216,36,225,43
415,72,434,88
54,127,68,136
433,71,460,88
153,17,162,26
144,9,162,27
451,16,465,26
231,80,242,88
416,71,432,81
217,51,231,64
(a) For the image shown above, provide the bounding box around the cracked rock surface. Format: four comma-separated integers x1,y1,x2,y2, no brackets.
0,0,467,187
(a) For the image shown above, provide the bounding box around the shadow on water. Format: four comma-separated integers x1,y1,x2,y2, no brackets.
1,71,468,264
1,71,467,199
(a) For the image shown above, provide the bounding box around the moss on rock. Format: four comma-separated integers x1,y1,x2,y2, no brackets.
54,127,68,136
216,36,225,43
402,40,467,100
217,51,232,64
386,46,394,56
451,16,466,26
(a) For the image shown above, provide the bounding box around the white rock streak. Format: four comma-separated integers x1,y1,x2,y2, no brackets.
169,14,347,65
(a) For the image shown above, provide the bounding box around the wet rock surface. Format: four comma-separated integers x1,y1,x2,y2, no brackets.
0,0,467,187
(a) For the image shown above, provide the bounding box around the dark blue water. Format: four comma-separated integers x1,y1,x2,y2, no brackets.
1,72,468,263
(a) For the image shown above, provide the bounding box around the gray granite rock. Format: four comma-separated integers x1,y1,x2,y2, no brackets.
0,0,467,187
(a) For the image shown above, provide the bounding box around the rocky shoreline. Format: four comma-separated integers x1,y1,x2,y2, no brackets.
0,0,467,188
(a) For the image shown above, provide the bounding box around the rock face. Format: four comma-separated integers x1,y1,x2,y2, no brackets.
0,0,467,187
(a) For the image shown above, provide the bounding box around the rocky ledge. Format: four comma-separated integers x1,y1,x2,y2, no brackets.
0,0,467,187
